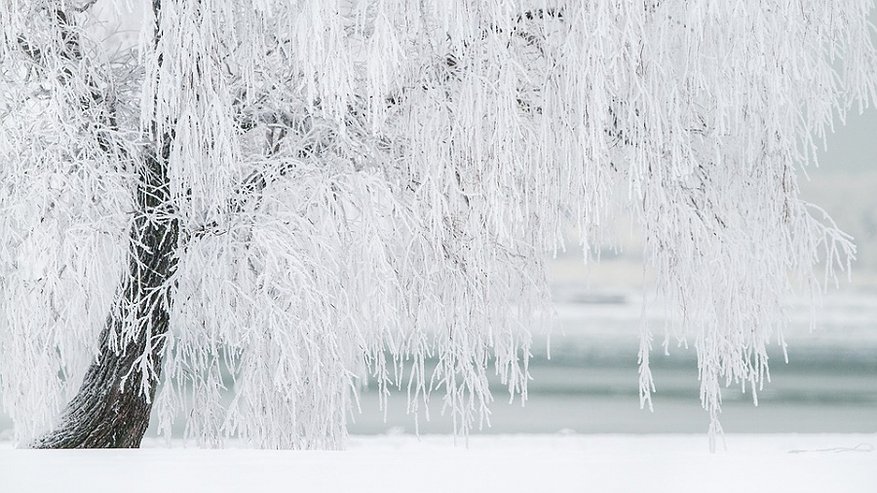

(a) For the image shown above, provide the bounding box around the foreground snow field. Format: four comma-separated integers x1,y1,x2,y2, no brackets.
1,434,874,493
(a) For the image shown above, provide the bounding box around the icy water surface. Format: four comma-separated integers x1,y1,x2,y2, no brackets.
0,291,874,438
348,291,877,435
348,344,877,435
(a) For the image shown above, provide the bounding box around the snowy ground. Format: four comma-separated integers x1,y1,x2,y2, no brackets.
1,434,875,493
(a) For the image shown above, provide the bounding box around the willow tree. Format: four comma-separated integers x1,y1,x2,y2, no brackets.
0,0,873,449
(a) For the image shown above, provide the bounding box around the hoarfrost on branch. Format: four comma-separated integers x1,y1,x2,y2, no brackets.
0,0,873,448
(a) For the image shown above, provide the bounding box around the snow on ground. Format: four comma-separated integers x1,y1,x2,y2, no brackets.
1,434,874,492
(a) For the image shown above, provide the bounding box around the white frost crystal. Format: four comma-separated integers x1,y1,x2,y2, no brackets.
0,0,873,448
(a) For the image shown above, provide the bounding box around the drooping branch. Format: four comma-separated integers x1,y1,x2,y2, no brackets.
1,0,872,451
16,8,122,155
190,102,346,239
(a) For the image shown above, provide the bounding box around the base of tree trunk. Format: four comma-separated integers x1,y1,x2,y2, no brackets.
34,148,178,448
32,332,164,449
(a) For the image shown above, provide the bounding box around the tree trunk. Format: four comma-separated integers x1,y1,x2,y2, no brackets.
34,146,178,449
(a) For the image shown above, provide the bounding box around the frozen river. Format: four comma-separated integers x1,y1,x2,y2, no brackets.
347,290,877,435
1,290,875,440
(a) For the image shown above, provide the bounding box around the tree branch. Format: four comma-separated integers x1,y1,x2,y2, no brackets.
15,8,122,154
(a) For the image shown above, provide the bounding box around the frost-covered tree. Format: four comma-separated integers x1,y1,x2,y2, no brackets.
0,0,874,449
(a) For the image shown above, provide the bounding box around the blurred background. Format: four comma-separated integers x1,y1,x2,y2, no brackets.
347,109,877,436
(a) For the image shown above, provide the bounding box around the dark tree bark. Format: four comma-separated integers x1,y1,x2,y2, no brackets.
34,142,178,449
32,2,177,449
30,1,294,448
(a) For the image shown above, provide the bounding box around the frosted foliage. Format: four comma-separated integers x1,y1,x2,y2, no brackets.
0,0,873,448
